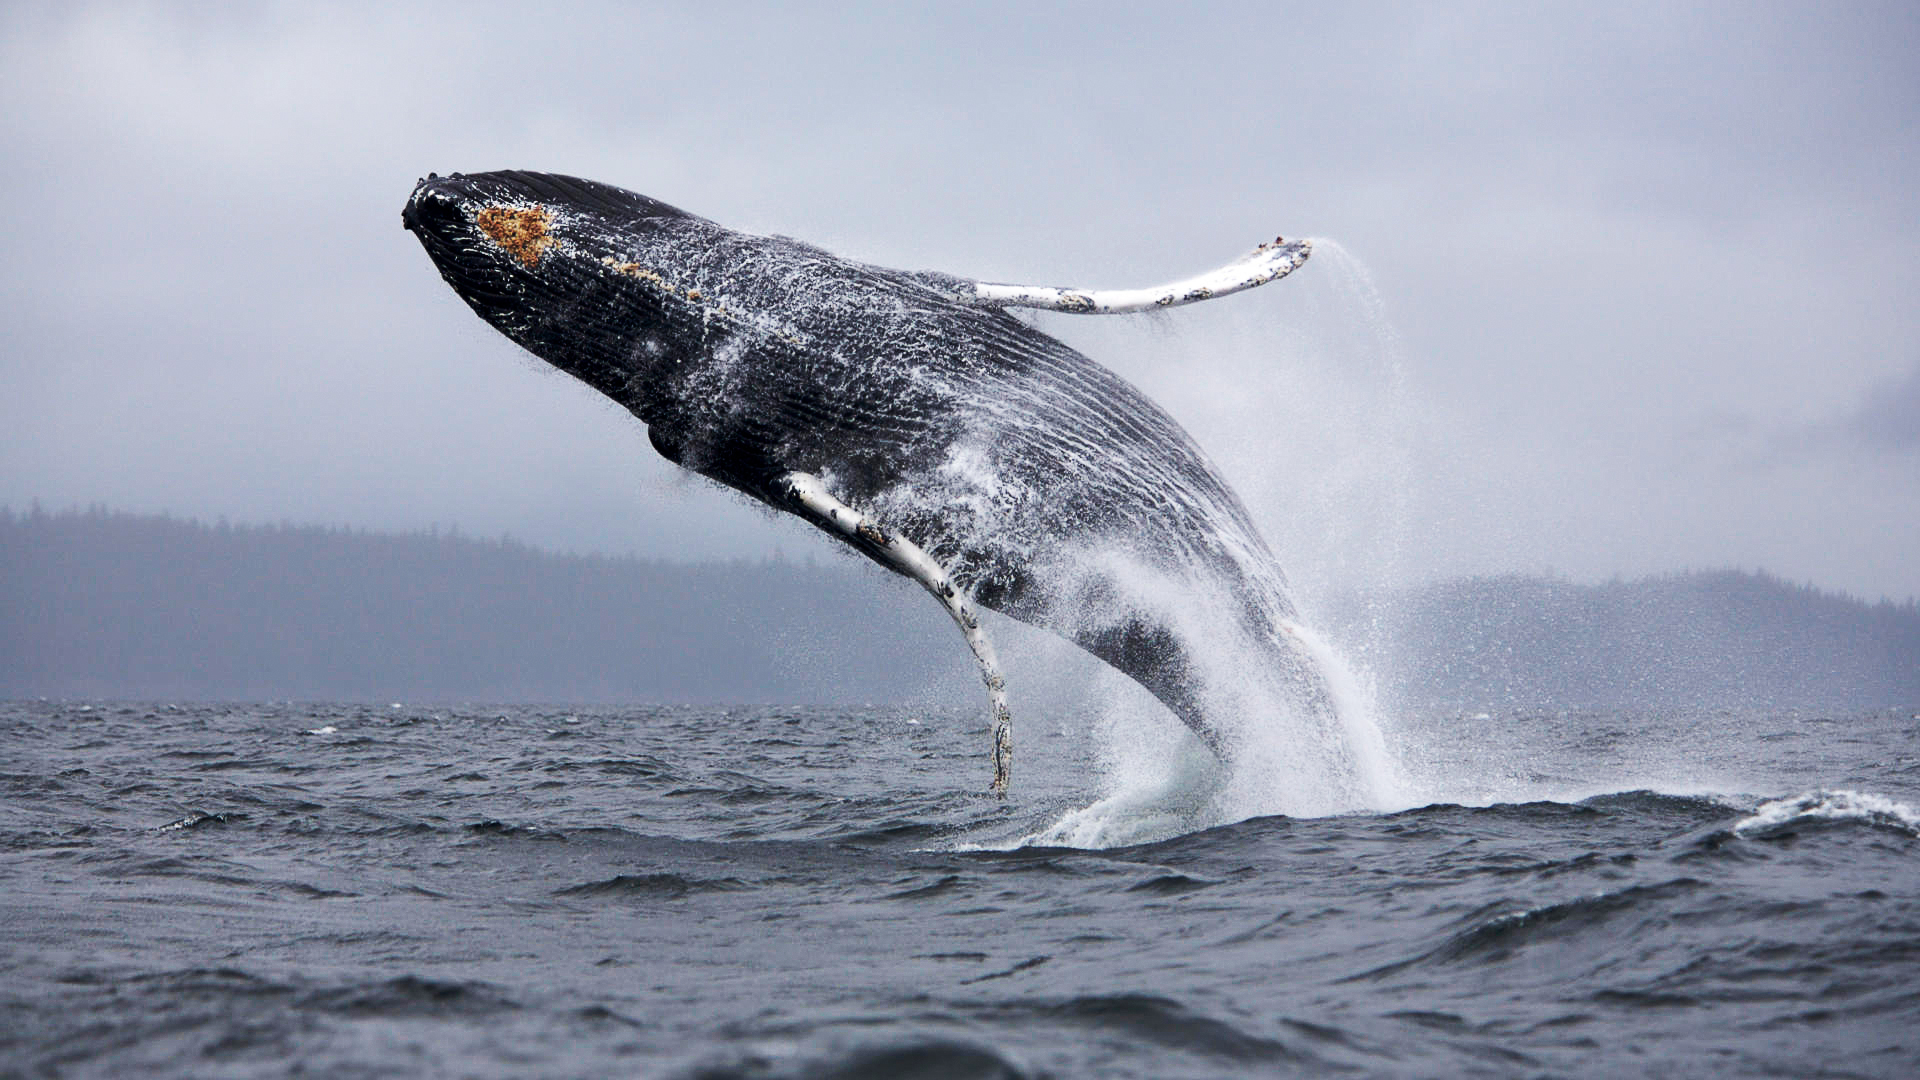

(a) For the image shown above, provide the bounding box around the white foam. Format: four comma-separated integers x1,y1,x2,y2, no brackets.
1733,789,1920,835
1000,592,1415,849
1021,750,1223,849
1290,621,1407,808
995,238,1431,849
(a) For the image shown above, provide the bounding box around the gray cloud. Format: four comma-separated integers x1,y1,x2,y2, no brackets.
2,1,1917,599
1841,364,1920,451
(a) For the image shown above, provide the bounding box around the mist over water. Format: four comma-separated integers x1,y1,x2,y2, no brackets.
988,239,1914,852
1008,240,1422,846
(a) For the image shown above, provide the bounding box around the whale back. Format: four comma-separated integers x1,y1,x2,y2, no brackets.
637,231,1318,740
406,171,1324,747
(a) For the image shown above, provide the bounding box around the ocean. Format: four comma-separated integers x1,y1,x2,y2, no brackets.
2,699,1916,1077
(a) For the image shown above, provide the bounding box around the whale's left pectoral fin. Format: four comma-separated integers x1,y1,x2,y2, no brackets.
778,472,1014,796
957,236,1312,314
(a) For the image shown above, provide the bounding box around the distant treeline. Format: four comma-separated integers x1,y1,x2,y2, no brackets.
0,505,961,704
2,505,1915,710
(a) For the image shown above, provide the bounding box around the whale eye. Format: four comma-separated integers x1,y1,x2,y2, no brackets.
475,204,553,267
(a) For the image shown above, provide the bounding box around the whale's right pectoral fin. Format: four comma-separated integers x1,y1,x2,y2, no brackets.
957,236,1311,314
778,471,1014,796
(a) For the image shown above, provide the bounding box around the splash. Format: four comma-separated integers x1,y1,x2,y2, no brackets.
415,172,1417,810
1014,241,1423,847
1020,620,1408,849
1733,789,1920,836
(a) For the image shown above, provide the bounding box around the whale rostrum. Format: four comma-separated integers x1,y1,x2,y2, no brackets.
403,170,1327,793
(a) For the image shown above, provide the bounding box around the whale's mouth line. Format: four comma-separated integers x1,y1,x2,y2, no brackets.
403,178,566,321
403,206,534,323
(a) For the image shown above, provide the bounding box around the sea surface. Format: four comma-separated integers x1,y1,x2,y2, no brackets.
2,699,1917,1078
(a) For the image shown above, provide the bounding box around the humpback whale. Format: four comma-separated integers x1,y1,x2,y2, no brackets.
403,170,1326,794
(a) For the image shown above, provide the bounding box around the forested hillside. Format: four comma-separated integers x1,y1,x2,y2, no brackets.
5,506,1915,709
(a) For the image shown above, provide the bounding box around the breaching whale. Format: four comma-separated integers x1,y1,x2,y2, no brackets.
403,170,1325,794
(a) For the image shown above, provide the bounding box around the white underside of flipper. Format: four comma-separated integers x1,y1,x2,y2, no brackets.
967,236,1311,314
780,472,1014,795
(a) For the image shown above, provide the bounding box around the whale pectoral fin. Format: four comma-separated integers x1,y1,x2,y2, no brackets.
958,236,1311,314
779,471,1014,796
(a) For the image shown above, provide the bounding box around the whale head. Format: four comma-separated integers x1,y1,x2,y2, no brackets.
402,170,703,407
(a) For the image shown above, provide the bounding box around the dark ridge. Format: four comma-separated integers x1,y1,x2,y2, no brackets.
574,1004,646,1028
1124,872,1220,896
0,503,963,704
554,872,747,899
155,811,240,831
1576,790,1737,820
832,819,953,847
959,955,1051,984
299,974,519,1018
126,967,288,995
1356,878,1710,981
883,874,967,901
970,993,1303,1064
4,504,1916,708
682,1040,1031,1080
542,756,674,777
1434,878,1706,961
1591,988,1700,1009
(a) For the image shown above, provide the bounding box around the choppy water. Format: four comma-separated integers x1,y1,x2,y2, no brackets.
3,699,1917,1077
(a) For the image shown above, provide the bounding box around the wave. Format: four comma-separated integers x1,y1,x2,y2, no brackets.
965,993,1304,1065
299,974,520,1018
991,785,1736,853
998,771,1920,854
553,872,748,899
680,1039,1031,1080
1732,789,1920,837
1355,878,1708,981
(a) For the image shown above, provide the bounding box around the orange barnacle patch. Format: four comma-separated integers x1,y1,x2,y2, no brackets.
475,205,553,267
599,256,666,286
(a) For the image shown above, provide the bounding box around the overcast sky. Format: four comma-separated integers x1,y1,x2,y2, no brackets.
3,2,1916,604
